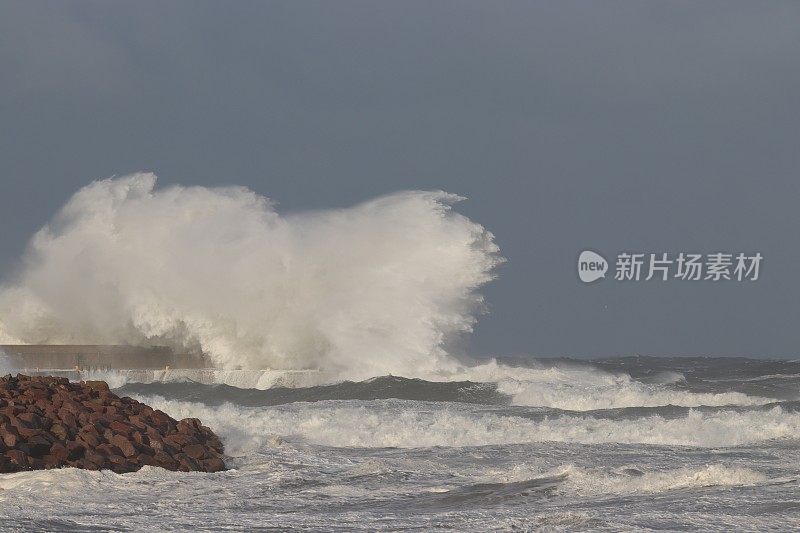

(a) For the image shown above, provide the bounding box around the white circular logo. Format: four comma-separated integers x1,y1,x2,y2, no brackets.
578,250,608,283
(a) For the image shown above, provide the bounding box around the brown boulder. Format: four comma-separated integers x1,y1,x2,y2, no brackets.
1,425,19,448
77,430,101,448
110,434,137,458
152,450,178,470
177,418,203,433
183,443,208,460
109,420,133,436
0,457,15,473
173,453,199,472
50,442,69,461
5,449,28,467
50,423,69,441
83,381,110,392
83,450,107,469
148,435,165,451
128,415,148,430
58,410,77,429
16,426,43,439
65,441,85,460
26,435,52,457
202,457,226,473
40,454,64,469
164,433,198,448
107,455,129,469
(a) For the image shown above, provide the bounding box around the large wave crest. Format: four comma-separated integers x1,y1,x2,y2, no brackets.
0,173,502,379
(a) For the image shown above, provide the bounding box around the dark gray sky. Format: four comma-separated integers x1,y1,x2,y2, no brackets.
1,1,799,359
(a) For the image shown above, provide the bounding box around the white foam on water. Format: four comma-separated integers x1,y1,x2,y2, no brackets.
563,464,769,495
137,397,800,451
480,463,770,496
447,360,774,409
68,358,776,412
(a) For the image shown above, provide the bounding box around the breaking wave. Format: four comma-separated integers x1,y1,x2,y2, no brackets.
136,396,800,453
446,360,775,409
560,464,770,495
0,173,502,379
419,464,769,507
112,367,776,411
0,460,771,504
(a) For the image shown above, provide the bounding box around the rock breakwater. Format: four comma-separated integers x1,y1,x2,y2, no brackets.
0,375,225,473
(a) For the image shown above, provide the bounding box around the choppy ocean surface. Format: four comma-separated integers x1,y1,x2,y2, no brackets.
1,356,799,532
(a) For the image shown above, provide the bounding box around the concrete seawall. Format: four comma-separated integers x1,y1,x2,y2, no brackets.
0,345,211,370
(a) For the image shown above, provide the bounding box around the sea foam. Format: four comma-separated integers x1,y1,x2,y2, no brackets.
0,174,502,380
138,396,800,452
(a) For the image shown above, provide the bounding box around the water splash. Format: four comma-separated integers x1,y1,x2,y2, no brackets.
0,174,502,379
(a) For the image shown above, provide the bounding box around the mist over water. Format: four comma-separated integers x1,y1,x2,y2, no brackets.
0,174,502,379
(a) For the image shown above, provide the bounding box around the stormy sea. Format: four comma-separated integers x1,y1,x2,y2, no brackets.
0,176,798,530
0,356,798,531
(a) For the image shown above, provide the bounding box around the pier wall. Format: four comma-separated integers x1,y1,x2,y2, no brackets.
0,345,210,369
